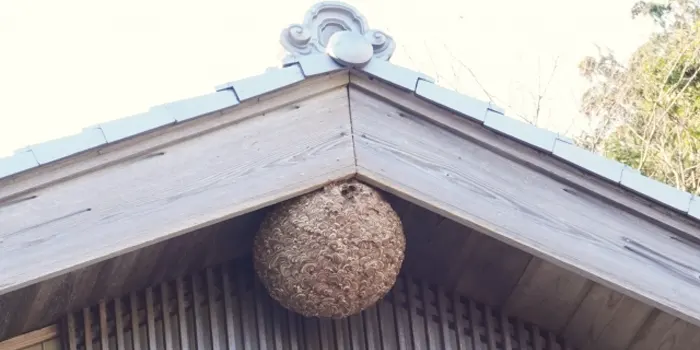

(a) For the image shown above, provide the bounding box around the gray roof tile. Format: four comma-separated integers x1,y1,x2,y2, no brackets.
483,110,557,152
556,133,575,144
3,51,700,225
293,54,345,77
415,79,490,122
0,149,39,178
359,59,434,91
620,166,692,212
227,64,305,101
689,196,700,219
98,109,176,143
552,139,624,183
31,127,107,164
488,102,505,114
151,90,239,122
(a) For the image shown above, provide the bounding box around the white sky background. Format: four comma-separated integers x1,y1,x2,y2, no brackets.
0,0,657,157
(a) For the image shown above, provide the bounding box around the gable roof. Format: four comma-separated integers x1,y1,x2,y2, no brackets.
2,0,700,342
2,20,699,225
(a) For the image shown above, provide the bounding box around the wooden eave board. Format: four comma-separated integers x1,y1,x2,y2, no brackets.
2,67,700,334
0,76,354,296
346,76,700,328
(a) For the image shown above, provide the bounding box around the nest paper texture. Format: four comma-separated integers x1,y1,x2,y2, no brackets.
253,180,406,318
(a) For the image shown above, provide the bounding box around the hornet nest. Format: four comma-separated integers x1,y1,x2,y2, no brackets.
252,180,406,318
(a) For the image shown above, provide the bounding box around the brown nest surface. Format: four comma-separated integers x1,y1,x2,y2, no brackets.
253,180,406,318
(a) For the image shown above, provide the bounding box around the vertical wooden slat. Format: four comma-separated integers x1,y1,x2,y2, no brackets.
436,286,452,349
421,280,439,350
253,277,268,350
485,306,497,350
318,318,333,349
348,313,365,350
453,294,467,350
500,313,513,350
206,268,222,350
237,265,256,350
288,310,300,350
161,283,174,350
405,277,423,350
393,277,410,350
272,299,286,350
145,287,157,350
130,292,142,350
99,300,110,350
303,317,321,350
469,299,482,350
192,274,207,350
334,317,350,350
532,326,544,350
114,298,125,350
176,278,189,350
66,312,78,350
83,308,93,350
222,265,240,350
516,319,528,350
363,305,381,349
547,332,558,350
58,259,588,350
378,299,398,350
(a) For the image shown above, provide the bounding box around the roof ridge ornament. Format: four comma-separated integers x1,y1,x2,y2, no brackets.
280,1,395,67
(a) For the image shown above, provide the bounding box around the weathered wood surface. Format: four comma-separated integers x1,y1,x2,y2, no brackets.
349,83,700,328
0,86,355,297
0,211,265,340
387,194,661,350
0,325,58,350
0,72,349,202
63,257,574,350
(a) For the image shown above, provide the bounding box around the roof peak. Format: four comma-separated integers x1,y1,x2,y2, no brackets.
280,1,395,67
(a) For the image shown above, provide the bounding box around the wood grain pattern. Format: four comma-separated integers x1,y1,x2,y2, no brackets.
0,72,349,202
0,210,264,340
0,325,57,350
349,84,700,328
350,72,700,256
562,283,654,350
504,258,591,332
61,256,573,350
0,86,355,297
628,311,700,350
384,194,532,308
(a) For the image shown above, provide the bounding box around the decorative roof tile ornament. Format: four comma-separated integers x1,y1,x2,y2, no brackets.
280,1,396,66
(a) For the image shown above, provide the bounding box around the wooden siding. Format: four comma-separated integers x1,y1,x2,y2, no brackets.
6,191,700,349
0,78,354,298
0,210,267,341
62,257,576,350
349,78,700,339
387,193,700,350
0,326,60,350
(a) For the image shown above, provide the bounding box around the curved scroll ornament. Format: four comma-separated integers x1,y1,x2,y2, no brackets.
280,1,396,64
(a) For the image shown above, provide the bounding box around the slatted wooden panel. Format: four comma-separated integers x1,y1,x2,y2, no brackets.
62,259,576,350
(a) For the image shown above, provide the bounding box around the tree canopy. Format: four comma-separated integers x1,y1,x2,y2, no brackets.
578,0,700,194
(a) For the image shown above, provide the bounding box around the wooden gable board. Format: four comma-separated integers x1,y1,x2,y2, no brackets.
2,2,700,348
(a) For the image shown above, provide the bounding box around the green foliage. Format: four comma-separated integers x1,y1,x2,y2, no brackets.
578,0,700,193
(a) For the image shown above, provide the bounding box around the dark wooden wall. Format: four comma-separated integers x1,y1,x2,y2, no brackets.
63,257,575,350
0,209,268,341
4,190,700,350
385,194,700,350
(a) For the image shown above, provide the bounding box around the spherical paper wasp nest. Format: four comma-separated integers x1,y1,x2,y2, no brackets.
253,180,406,318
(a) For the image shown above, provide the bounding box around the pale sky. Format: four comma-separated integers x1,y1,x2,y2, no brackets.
0,0,656,157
